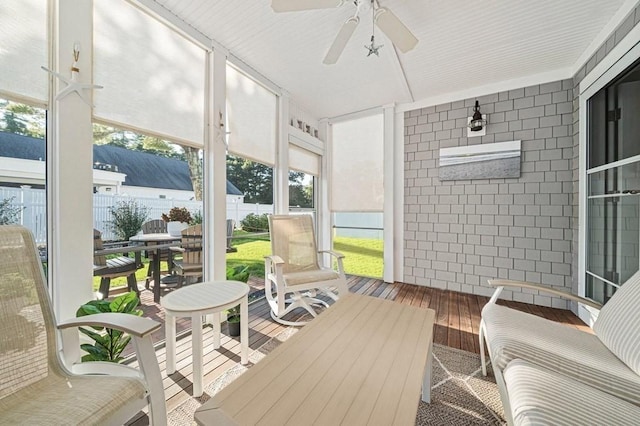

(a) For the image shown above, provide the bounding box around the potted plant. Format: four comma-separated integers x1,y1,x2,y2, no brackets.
75,291,142,363
161,207,193,236
226,264,250,337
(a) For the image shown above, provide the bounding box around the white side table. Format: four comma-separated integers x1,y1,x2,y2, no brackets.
162,280,250,397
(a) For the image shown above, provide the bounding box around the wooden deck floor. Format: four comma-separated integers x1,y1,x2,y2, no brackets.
127,275,589,424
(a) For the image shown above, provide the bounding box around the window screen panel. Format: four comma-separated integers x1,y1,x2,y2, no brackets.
93,0,206,146
331,114,384,212
226,64,277,165
0,0,48,104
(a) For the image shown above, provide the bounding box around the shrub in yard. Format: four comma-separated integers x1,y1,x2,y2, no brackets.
108,200,149,241
191,210,203,225
0,196,24,225
240,213,269,232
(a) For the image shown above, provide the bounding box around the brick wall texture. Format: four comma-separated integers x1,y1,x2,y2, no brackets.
403,4,640,309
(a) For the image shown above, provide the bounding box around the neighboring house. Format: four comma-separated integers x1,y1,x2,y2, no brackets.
0,131,244,203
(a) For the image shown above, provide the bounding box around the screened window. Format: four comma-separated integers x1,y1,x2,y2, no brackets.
0,0,49,267
330,114,384,278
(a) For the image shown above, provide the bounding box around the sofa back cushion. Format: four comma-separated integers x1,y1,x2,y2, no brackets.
594,271,640,376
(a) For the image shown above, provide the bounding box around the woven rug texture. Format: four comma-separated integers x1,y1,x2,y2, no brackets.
168,328,505,425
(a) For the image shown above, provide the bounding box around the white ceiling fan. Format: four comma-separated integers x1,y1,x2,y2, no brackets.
271,0,418,65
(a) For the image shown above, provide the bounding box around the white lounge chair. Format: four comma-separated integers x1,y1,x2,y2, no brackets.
480,273,640,424
265,214,348,326
0,225,166,425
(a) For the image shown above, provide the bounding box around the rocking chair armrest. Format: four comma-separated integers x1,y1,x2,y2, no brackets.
318,250,345,259
487,279,603,310
265,254,284,265
58,313,161,338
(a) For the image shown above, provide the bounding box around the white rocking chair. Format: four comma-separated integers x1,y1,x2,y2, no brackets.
265,214,348,326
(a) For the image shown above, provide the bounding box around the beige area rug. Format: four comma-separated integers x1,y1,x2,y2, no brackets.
168,328,505,425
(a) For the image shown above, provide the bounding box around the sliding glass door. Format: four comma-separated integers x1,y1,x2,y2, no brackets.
586,60,640,304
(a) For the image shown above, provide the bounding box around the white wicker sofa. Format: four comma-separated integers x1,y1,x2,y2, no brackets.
480,272,640,425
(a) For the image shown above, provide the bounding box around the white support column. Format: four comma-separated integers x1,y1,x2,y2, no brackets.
49,0,95,322
204,48,228,281
318,119,331,257
383,105,395,284
274,93,290,214
394,110,405,283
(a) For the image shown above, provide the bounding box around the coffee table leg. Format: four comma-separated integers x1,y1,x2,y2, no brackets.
422,340,433,403
193,313,204,397
166,311,176,375
240,296,248,365
212,312,221,349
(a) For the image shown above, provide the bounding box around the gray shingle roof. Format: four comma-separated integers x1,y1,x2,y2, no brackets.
0,131,243,195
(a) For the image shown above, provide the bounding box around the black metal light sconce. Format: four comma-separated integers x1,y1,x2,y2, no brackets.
469,100,487,132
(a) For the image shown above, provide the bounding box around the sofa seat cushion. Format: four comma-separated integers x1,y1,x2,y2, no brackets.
483,303,640,405
504,359,640,426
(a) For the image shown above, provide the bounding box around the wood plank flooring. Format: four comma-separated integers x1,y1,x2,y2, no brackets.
127,275,590,425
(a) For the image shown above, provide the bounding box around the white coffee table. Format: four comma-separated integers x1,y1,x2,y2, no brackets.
162,280,250,397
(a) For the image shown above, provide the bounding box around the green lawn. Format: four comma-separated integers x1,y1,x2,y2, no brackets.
333,236,383,278
227,231,383,279
96,232,383,292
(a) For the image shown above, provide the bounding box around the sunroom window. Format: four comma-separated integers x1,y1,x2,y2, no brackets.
586,59,640,304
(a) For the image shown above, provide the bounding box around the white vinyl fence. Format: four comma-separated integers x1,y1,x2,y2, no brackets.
0,187,274,243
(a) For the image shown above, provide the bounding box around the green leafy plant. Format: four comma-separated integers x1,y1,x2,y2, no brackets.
191,210,203,225
161,206,193,224
108,200,149,241
240,213,269,232
76,291,142,363
0,196,24,225
226,265,250,323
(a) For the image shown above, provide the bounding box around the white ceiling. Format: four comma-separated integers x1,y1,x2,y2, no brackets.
148,0,631,119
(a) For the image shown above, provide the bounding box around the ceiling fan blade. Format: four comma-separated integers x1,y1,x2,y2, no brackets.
374,7,418,53
323,16,359,65
271,0,343,13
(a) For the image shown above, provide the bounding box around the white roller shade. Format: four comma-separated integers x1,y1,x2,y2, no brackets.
0,0,48,104
331,114,384,211
94,0,206,146
226,65,276,165
289,144,319,175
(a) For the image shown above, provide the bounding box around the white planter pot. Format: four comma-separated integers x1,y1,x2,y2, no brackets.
167,221,188,237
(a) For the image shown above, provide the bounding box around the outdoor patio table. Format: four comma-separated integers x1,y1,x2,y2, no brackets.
129,233,181,303
194,293,436,425
162,280,250,397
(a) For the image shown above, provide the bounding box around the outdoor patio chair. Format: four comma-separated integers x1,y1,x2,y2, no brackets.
93,229,141,298
0,225,167,425
141,219,173,289
479,272,640,420
265,214,348,326
172,224,203,287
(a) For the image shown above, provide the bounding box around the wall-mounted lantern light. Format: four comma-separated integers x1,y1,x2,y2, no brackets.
467,100,487,137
